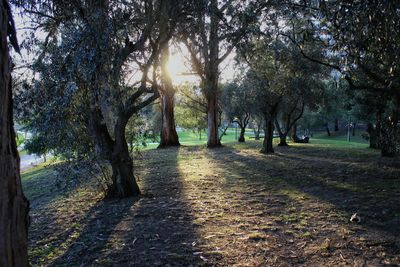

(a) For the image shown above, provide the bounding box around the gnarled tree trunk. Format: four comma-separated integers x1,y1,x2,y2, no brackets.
89,104,141,198
158,44,180,148
238,127,246,142
0,2,29,265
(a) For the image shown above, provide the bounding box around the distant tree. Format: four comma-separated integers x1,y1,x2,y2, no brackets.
0,1,29,265
221,82,255,142
180,0,259,147
175,84,208,139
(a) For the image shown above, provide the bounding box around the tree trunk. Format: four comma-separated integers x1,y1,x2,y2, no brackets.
0,2,29,264
291,123,299,141
352,122,356,136
108,150,140,198
159,92,180,147
367,122,380,149
89,105,141,198
158,43,180,148
238,127,246,142
206,93,221,147
278,134,288,146
325,123,331,136
380,119,399,157
334,118,339,131
261,116,274,153
205,0,221,148
106,119,141,197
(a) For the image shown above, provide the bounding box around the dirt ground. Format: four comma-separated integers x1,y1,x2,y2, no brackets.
24,141,400,266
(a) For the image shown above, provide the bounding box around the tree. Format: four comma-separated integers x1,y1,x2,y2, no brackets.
290,1,400,156
158,43,180,147
0,1,29,265
181,0,258,147
243,68,282,154
175,84,208,139
16,0,187,197
157,0,181,148
221,82,254,142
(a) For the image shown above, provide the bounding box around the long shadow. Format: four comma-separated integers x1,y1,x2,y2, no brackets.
209,145,400,237
49,147,203,266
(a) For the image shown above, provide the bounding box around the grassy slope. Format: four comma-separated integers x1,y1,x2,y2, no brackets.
21,132,400,266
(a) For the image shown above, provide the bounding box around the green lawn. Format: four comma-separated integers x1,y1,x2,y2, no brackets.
144,128,369,150
311,130,369,149
144,128,255,149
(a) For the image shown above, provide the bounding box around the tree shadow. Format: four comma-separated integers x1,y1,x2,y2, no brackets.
209,145,400,236
200,144,400,264
48,147,204,266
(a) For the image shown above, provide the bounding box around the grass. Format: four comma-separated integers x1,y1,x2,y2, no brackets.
144,128,255,149
21,131,400,266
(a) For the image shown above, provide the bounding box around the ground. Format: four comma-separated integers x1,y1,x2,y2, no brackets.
23,134,400,266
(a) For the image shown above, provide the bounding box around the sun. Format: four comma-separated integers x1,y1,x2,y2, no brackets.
166,52,195,85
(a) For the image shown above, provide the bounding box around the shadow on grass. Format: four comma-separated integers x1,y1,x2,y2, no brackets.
207,144,400,237
48,147,203,266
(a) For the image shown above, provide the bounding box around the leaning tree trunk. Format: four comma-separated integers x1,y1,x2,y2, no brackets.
158,43,179,148
0,2,29,265
238,126,246,142
261,116,274,154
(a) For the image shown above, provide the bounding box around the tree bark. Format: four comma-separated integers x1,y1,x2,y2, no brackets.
325,123,331,136
291,124,299,141
367,122,380,149
254,120,261,140
352,122,356,136
238,126,246,142
0,2,29,265
158,44,180,148
334,118,339,131
278,134,288,146
261,116,274,153
106,118,141,197
380,118,399,157
206,92,221,147
89,104,141,198
205,0,222,148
